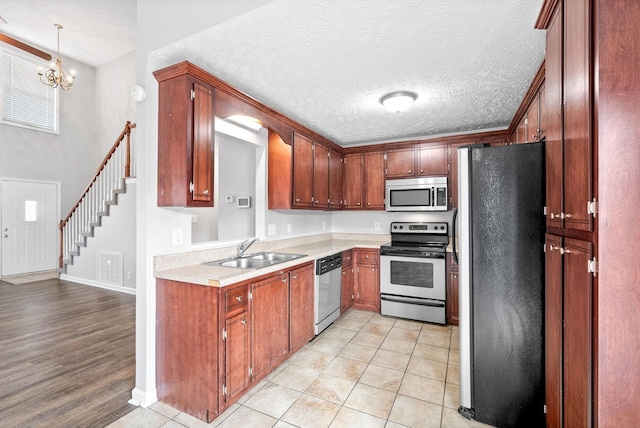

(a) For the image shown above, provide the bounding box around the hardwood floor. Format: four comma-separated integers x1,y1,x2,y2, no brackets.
0,278,136,427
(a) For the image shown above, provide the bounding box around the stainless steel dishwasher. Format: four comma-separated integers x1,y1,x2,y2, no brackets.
314,252,342,335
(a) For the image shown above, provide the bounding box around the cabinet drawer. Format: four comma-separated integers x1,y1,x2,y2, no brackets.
342,250,353,267
225,284,248,318
357,249,379,265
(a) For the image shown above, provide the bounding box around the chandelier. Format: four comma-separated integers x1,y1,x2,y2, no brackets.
38,24,75,90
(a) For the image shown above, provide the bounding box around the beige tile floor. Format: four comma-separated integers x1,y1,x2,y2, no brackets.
108,309,493,428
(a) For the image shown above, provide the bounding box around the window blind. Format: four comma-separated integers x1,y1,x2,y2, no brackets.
2,51,58,132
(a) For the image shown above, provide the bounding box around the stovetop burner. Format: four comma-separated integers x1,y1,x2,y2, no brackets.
381,221,449,258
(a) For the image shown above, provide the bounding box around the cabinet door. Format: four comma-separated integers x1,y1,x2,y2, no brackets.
344,154,363,208
250,273,290,380
545,5,564,229
417,146,448,175
292,133,314,208
313,143,329,209
341,264,354,314
289,264,315,352
562,237,593,427
446,254,459,326
364,152,385,209
328,149,343,209
545,234,564,428
353,249,380,312
224,311,250,402
516,117,527,144
192,82,214,203
538,84,546,142
448,143,467,209
527,93,540,143
563,0,592,232
385,148,415,178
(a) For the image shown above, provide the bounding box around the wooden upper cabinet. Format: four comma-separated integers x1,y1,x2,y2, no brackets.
328,149,343,209
155,70,215,207
313,143,330,209
268,130,294,210
417,146,448,176
538,83,546,141
292,133,314,208
364,152,385,209
545,5,563,229
385,148,415,178
344,153,364,208
562,0,592,232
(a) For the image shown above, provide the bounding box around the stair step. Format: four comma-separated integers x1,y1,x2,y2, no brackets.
75,240,86,247
105,199,117,206
81,231,94,237
69,250,80,256
97,210,109,217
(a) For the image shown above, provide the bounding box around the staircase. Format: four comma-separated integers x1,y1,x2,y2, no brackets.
59,122,136,272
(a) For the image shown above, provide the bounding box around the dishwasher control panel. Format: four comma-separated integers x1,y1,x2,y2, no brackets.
316,252,342,275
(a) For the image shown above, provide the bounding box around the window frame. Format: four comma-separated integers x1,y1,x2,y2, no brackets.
1,48,60,134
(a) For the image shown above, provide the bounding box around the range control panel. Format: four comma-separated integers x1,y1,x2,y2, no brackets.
390,221,448,235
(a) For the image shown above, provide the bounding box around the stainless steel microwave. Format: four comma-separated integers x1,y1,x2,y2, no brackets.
385,177,448,212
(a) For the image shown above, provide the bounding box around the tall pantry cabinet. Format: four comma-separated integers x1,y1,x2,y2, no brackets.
537,0,595,426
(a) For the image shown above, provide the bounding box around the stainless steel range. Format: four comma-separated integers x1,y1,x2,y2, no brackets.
380,221,449,324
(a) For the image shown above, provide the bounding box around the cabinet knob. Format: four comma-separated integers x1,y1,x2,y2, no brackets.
367,202,371,206
564,213,573,219
420,169,424,173
292,275,298,280
357,202,361,206
295,197,300,202
241,319,247,326
236,295,243,302
549,245,564,254
281,278,288,283
408,170,412,173
203,189,209,195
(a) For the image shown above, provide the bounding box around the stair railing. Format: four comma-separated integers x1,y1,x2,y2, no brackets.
59,121,136,268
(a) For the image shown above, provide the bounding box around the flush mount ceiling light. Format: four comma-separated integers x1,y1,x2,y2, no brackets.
379,91,418,112
38,24,76,91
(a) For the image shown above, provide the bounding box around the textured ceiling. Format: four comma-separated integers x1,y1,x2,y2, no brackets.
0,0,545,147
0,0,136,67
153,0,546,146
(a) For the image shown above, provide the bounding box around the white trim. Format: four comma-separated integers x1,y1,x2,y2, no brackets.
59,273,136,295
128,387,158,408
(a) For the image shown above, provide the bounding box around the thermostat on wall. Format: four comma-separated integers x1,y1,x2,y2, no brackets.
237,196,251,208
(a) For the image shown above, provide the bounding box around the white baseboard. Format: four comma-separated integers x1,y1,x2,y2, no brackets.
59,274,136,295
129,387,158,408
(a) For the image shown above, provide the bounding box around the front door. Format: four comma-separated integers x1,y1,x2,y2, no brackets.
1,179,58,276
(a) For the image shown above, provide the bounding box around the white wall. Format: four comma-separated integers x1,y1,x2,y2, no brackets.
0,52,97,213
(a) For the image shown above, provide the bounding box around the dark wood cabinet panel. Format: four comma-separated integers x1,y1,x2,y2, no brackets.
292,133,314,208
155,72,215,207
545,234,564,428
446,253,459,326
364,152,385,209
353,249,380,312
223,311,250,403
328,149,343,209
417,146,448,176
250,273,290,381
385,148,415,178
526,93,540,143
538,83,546,141
562,0,592,232
545,4,563,229
313,143,329,209
156,279,219,422
289,264,315,353
562,237,593,427
447,143,468,209
341,250,354,314
344,153,364,208
267,130,294,210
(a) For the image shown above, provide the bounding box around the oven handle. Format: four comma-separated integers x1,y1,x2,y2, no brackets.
381,295,445,307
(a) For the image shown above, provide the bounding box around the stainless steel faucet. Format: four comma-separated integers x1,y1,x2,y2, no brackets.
237,237,258,257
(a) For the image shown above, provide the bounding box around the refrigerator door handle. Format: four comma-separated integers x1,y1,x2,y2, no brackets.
452,208,459,264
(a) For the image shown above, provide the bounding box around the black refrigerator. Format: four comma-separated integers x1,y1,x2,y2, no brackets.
456,142,545,427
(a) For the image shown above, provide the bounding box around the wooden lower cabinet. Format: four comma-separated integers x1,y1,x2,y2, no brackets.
289,263,315,353
341,250,354,313
545,234,593,428
251,272,290,381
223,311,250,403
156,279,219,422
446,253,459,326
352,248,380,312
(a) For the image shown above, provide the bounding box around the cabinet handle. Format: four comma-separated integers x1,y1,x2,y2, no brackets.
241,319,247,326
281,278,288,283
549,245,565,254
564,213,573,219
292,275,298,280
236,295,242,302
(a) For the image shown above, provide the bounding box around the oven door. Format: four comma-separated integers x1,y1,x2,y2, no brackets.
380,254,446,301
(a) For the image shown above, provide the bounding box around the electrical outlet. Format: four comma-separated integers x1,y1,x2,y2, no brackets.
287,224,292,234
127,271,132,280
191,214,198,223
322,221,326,230
268,224,276,236
172,228,183,245
374,222,381,230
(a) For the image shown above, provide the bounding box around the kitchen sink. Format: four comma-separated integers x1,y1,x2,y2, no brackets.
202,252,307,269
